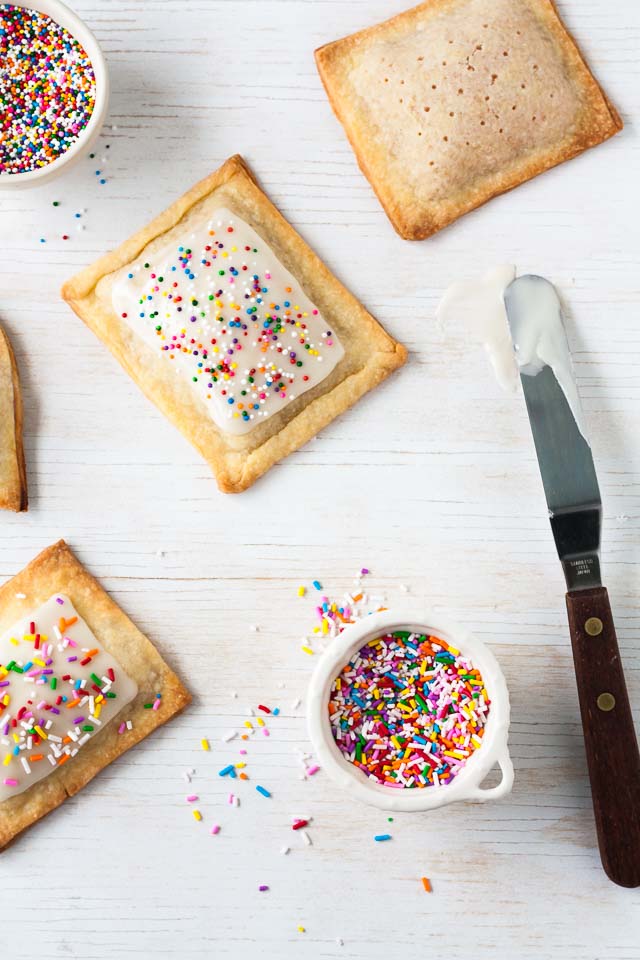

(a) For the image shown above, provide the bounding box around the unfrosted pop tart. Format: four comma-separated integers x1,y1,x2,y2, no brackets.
0,540,190,850
315,0,622,239
0,324,27,512
61,155,407,492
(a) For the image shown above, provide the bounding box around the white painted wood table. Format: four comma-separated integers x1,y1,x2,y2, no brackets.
1,1,639,957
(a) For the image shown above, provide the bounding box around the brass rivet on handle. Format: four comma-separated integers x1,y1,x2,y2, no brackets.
597,692,616,712
585,617,603,636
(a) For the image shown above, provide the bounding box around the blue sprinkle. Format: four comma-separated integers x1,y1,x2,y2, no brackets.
374,834,392,842
256,785,271,798
218,764,235,777
272,708,280,716
312,580,322,591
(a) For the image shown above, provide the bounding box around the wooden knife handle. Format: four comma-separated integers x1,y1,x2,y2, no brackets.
566,586,640,887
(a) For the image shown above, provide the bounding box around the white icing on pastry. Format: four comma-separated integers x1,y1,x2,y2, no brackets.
0,595,137,801
111,208,345,436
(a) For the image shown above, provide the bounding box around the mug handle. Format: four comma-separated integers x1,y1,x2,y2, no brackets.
466,750,514,801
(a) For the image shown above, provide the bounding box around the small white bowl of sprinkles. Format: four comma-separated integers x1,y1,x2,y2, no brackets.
307,608,514,812
0,0,109,188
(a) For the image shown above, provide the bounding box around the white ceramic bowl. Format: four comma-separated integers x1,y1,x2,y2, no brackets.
0,0,109,190
307,608,514,811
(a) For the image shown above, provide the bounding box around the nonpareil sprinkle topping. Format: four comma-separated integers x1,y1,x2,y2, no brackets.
328,631,490,788
0,4,96,175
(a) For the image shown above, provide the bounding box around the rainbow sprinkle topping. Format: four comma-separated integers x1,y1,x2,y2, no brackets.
0,4,96,175
0,594,137,799
329,631,490,788
111,208,344,434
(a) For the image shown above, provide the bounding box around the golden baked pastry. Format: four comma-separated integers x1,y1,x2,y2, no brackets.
62,155,407,492
0,540,190,850
0,324,27,512
316,0,622,239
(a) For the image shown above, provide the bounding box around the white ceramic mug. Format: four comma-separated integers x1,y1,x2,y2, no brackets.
307,608,514,811
0,0,110,189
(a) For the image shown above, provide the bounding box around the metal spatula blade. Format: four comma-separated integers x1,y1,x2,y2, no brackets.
504,275,601,591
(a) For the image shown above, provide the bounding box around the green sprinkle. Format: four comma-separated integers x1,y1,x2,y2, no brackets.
50,677,57,691
82,725,94,732
90,673,101,686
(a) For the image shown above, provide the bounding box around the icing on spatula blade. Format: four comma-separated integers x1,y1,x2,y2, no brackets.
504,274,640,889
504,275,600,591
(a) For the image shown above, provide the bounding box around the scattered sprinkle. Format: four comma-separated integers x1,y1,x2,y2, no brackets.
255,785,271,798
422,876,432,893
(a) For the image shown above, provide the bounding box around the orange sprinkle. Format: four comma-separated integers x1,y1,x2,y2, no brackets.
65,698,81,709
29,754,44,762
57,754,70,766
59,616,78,632
421,877,432,893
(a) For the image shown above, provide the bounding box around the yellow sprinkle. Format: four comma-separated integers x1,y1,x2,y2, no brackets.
34,725,47,740
301,646,314,656
257,717,265,727
3,754,11,767
244,721,253,729
12,732,19,743
447,646,460,656
2,695,9,706
235,762,246,769
321,619,329,635
9,638,18,646
297,926,305,934
297,586,306,597
201,739,210,751
312,627,320,634
193,809,202,821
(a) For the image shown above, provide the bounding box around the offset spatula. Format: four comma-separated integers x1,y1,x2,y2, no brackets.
504,275,640,888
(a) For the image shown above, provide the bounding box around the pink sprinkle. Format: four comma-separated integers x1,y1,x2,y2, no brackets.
118,722,126,734
262,728,270,737
152,698,161,711
239,749,247,756
361,568,370,575
228,793,235,805
3,778,18,787
307,765,320,776
186,795,198,803
210,824,221,835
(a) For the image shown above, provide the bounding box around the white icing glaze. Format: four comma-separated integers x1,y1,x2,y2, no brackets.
438,267,589,443
505,274,590,443
436,264,518,392
0,595,137,802
111,207,345,436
